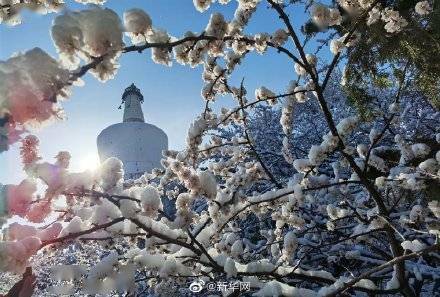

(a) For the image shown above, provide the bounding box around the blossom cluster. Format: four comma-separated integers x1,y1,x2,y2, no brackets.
0,48,70,151
0,0,111,25
51,6,123,79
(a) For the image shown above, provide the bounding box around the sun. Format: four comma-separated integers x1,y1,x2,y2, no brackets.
77,153,101,172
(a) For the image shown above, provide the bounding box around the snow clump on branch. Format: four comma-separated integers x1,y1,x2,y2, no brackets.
129,186,162,217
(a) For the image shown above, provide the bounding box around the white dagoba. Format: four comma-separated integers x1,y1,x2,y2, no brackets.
97,84,168,179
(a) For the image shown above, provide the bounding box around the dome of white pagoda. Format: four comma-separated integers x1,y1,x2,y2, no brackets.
97,84,168,179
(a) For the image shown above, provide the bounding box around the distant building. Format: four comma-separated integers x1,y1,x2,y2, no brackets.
97,84,168,179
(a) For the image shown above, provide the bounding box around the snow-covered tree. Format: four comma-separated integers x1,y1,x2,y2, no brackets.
1,0,439,296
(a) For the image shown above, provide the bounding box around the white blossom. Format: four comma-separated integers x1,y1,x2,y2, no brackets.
336,116,358,138
61,216,85,236
255,87,276,104
0,48,70,139
311,4,331,28
381,8,408,33
99,157,124,192
254,33,270,54
193,0,213,12
124,9,152,44
147,29,173,66
330,38,344,54
205,13,228,38
271,29,288,46
119,199,140,218
294,63,307,76
293,159,312,173
415,1,432,15
294,86,307,102
198,170,217,199
51,7,123,78
280,83,296,135
306,54,317,66
367,7,381,25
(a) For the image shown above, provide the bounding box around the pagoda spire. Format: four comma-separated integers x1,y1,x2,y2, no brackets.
121,83,145,123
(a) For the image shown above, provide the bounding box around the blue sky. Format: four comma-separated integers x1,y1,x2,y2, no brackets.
0,0,311,184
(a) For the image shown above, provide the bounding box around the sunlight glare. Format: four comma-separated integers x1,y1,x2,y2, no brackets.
77,153,101,172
